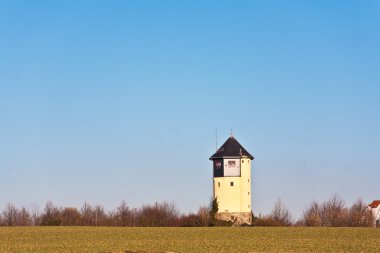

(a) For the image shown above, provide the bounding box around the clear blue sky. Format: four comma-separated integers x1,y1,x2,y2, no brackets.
1,0,379,218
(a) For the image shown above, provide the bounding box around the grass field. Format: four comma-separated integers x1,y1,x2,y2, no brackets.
1,226,380,253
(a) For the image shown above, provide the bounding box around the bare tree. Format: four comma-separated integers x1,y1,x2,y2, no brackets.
116,200,132,226
302,201,322,227
271,199,292,226
81,202,94,226
348,198,373,227
138,201,179,227
320,194,348,227
40,201,61,226
30,203,40,226
197,206,210,227
93,204,107,226
2,203,18,226
178,213,203,227
177,206,210,227
61,207,81,226
17,207,32,226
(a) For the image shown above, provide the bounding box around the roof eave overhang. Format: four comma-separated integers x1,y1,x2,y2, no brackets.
210,155,254,160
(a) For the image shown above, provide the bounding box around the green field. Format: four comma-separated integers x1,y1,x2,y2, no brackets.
1,227,380,253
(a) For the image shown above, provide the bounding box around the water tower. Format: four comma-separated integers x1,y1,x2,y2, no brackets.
209,134,254,225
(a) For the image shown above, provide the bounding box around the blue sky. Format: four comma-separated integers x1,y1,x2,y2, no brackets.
1,0,379,218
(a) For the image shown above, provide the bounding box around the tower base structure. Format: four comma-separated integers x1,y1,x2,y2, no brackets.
215,212,253,226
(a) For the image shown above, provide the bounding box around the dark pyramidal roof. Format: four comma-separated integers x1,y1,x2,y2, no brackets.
210,135,254,160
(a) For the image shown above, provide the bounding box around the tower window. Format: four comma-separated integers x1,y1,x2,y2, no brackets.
248,192,250,195
230,182,234,187
248,205,250,208
242,160,244,163
218,182,220,188
248,160,250,163
248,179,249,183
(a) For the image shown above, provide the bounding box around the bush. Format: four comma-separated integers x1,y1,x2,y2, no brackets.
208,198,219,226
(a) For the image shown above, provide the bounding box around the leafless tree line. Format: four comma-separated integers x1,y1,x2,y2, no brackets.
0,195,374,227
254,195,374,227
254,199,293,226
299,195,373,227
0,201,210,227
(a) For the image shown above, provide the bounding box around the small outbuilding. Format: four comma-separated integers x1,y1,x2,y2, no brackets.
368,200,380,228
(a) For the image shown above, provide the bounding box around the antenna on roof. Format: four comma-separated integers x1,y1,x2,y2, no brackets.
230,128,233,137
215,129,218,150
